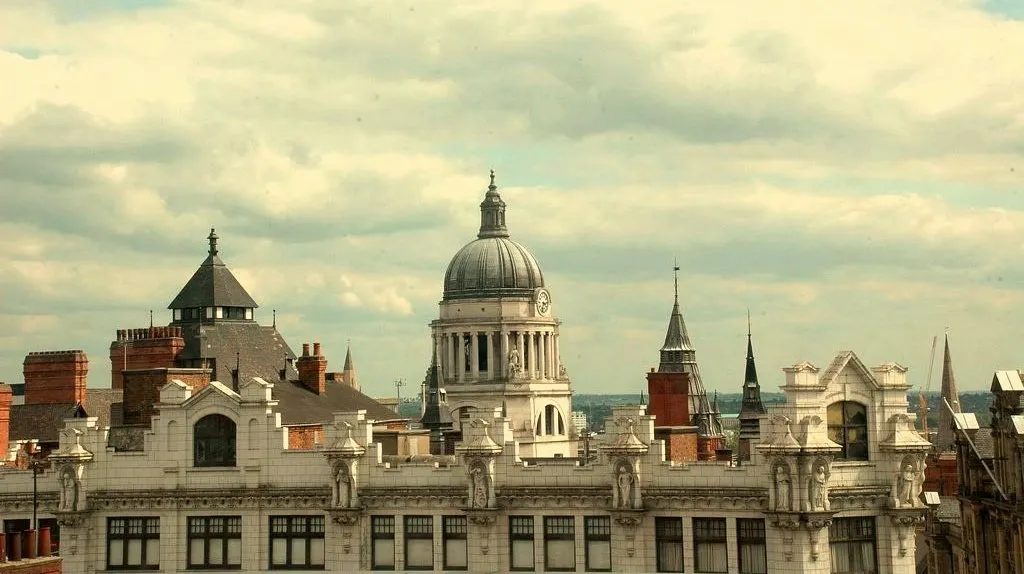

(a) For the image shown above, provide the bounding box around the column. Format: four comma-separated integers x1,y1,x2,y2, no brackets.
470,332,479,380
434,333,442,371
457,333,465,383
538,331,547,380
545,331,553,378
500,331,510,378
485,331,494,380
448,333,456,382
554,334,560,378
526,332,535,379
517,331,525,376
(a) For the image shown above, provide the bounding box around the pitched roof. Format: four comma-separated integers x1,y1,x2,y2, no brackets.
167,230,258,309
85,388,124,428
9,403,85,442
819,351,878,388
273,379,399,425
178,322,297,385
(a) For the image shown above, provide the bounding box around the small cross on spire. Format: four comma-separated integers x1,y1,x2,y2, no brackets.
207,228,219,256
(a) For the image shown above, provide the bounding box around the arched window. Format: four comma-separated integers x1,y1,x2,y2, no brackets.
536,405,566,436
194,414,237,467
827,402,868,461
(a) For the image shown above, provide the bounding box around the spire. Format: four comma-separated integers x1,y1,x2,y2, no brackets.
341,340,358,391
208,228,219,256
419,346,453,453
477,169,509,239
739,312,766,417
659,261,695,372
935,332,962,452
343,340,355,371
712,391,720,413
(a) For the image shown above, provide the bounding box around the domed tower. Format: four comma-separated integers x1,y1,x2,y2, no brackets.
431,171,573,458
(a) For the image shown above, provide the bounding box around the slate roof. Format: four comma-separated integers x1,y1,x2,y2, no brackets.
168,252,259,310
86,388,123,428
972,430,994,459
274,379,399,425
9,403,85,442
936,496,962,525
177,322,297,385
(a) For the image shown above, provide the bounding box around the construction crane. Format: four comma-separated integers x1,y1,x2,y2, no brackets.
920,335,938,439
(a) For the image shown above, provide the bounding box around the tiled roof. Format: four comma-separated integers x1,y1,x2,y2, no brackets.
177,322,297,385
85,388,123,429
972,430,994,459
274,379,399,425
936,496,962,525
9,403,85,442
168,253,259,310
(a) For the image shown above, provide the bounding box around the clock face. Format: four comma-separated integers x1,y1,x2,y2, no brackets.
536,289,551,315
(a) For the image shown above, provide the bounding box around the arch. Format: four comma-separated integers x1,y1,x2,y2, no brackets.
826,401,868,461
193,414,237,467
247,418,259,451
535,404,566,436
167,420,179,452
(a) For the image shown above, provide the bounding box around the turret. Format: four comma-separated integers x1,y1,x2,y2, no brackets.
737,312,766,462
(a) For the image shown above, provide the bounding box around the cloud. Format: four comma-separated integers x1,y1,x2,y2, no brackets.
1,0,1023,396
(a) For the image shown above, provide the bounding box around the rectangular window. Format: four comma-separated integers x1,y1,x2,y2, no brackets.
173,309,182,321
584,516,611,572
269,516,325,570
830,517,877,573
509,516,535,572
442,516,467,570
693,517,728,573
655,517,684,573
215,307,224,319
205,307,214,319
544,516,576,572
371,516,395,570
244,308,253,320
737,518,767,574
107,517,160,570
404,516,434,571
187,516,241,569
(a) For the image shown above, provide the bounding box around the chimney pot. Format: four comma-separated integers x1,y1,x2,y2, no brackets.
302,343,310,357
313,342,321,357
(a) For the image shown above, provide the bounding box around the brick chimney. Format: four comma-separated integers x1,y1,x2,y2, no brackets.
0,384,12,464
123,367,212,426
23,350,88,405
109,326,185,390
296,342,327,394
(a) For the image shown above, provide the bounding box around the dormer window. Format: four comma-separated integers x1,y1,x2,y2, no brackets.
194,414,237,467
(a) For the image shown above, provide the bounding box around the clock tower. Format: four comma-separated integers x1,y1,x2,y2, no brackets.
426,172,574,458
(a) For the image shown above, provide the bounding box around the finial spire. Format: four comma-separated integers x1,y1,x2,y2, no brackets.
149,309,154,328
489,169,496,190
272,309,277,328
207,228,219,256
673,258,680,305
747,309,751,338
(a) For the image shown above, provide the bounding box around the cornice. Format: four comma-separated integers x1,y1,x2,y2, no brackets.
88,487,329,511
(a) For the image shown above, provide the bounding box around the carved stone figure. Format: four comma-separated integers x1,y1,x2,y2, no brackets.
809,463,830,511
774,464,792,511
897,463,917,507
59,467,78,512
617,465,635,509
558,363,567,379
508,346,522,379
332,463,353,508
469,463,489,508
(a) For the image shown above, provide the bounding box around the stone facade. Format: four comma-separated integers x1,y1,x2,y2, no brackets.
0,349,927,573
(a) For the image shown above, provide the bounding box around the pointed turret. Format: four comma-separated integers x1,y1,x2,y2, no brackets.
420,348,453,454
737,313,766,461
168,228,259,322
477,169,509,239
340,341,359,391
935,334,961,452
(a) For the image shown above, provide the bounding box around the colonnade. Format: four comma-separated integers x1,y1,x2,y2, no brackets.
434,328,560,382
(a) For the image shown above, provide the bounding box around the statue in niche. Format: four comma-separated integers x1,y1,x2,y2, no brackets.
774,464,792,511
896,462,918,507
469,461,490,509
59,466,79,512
614,461,637,509
558,363,567,379
332,463,354,508
507,346,522,379
809,463,830,511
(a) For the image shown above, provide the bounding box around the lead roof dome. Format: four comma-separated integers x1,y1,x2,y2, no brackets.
442,172,545,301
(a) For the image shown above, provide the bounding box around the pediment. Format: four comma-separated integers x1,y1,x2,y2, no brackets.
181,381,241,409
820,351,879,391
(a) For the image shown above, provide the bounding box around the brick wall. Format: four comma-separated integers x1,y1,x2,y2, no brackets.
646,371,691,427
109,327,185,390
0,557,62,573
656,428,697,463
22,351,87,406
0,384,11,463
295,343,327,394
287,425,323,449
122,368,212,426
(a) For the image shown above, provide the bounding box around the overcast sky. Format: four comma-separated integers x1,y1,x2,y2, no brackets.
2,0,1023,399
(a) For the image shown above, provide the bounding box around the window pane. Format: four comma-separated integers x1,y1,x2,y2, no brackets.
406,538,433,568
291,538,307,566
310,538,325,566
827,403,844,425
374,539,395,568
445,539,468,568
211,538,225,565
189,539,204,565
109,540,124,566
587,540,611,571
657,541,684,572
271,538,288,565
145,539,160,566
740,543,767,574
127,539,143,566
227,538,241,566
546,539,575,570
696,541,728,573
511,539,534,570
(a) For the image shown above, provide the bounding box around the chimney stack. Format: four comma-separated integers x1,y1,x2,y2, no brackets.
0,384,12,464
296,343,327,394
23,351,88,406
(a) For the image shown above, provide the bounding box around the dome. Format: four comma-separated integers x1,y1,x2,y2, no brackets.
442,171,545,301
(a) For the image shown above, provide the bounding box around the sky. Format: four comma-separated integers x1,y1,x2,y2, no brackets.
1,0,1024,399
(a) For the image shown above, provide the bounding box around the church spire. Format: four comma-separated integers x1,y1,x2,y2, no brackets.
935,332,961,452
659,260,695,372
420,346,453,454
739,311,766,416
341,340,359,391
477,169,509,239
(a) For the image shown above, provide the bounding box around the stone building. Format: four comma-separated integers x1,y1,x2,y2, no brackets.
0,173,932,573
